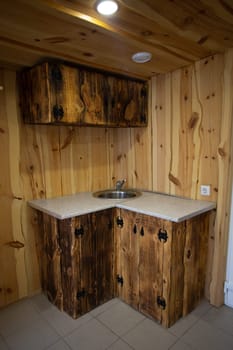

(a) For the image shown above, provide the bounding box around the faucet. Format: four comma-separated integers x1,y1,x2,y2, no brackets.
116,179,126,191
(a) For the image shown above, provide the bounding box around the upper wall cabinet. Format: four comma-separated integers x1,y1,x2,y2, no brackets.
19,62,148,127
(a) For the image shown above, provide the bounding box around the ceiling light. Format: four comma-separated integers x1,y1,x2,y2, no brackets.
132,52,152,63
96,0,118,15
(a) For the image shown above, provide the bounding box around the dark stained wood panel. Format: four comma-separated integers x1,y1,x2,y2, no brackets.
20,61,148,126
138,214,164,321
115,208,211,327
94,209,115,304
183,212,210,315
39,212,63,310
116,209,140,309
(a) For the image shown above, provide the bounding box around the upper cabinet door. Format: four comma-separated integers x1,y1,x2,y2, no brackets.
19,61,148,127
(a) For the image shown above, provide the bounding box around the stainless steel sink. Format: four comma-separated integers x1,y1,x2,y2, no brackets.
93,189,142,199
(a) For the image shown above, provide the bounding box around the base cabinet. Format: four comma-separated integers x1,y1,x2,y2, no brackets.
37,207,211,327
37,209,115,318
115,209,210,327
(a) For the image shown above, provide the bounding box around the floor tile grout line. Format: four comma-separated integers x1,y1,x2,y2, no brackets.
95,313,147,339
167,316,200,341
105,337,135,350
43,335,73,350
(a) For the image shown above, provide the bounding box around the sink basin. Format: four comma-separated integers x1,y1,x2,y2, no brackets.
93,189,142,199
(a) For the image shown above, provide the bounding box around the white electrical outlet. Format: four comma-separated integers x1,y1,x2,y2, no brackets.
200,185,211,196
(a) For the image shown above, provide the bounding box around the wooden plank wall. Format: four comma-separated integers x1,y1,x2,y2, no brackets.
152,49,233,306
0,48,232,308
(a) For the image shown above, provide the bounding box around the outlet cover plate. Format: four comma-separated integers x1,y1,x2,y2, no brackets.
200,185,211,196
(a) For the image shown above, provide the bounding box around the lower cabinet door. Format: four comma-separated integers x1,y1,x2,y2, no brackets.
116,209,165,322
58,209,114,318
93,209,115,305
39,212,63,310
116,209,140,309
138,214,165,321
183,212,210,315
59,213,97,318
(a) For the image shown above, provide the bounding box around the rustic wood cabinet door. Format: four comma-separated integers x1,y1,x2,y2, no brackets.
58,213,97,318
138,214,165,321
38,212,63,310
116,209,165,321
93,209,115,305
182,212,210,316
58,209,114,318
20,62,148,126
116,209,140,309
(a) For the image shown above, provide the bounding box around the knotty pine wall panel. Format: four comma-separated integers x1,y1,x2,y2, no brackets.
0,48,232,308
151,49,233,306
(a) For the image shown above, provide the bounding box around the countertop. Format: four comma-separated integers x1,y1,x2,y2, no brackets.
28,191,216,223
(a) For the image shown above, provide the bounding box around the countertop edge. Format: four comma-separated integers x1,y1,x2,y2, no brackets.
28,192,216,223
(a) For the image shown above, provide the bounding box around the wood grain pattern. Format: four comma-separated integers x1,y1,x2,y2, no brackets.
116,209,210,327
183,213,210,315
138,214,164,321
116,209,140,309
0,1,233,77
162,221,186,327
43,209,115,318
20,62,148,127
38,212,63,309
151,49,233,306
0,48,232,309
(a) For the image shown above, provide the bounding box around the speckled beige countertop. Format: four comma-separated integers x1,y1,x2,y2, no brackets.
28,191,216,223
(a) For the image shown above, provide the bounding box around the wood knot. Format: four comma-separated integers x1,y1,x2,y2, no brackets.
188,113,199,129
67,267,72,277
197,35,209,45
83,52,94,57
168,173,181,187
218,147,226,157
136,134,140,143
182,16,194,28
141,30,153,37
6,240,25,249
44,37,69,44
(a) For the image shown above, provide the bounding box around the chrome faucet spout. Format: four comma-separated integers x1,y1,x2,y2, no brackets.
116,179,126,191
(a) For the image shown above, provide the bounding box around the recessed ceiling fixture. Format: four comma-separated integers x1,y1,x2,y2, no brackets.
96,0,118,15
132,52,152,63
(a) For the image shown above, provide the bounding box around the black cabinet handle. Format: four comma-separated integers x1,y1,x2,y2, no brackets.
75,225,84,237
53,105,64,121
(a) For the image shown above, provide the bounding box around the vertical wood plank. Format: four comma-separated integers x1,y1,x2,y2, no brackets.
152,74,171,193
41,213,62,309
117,209,140,309
0,69,19,306
210,48,233,306
94,209,115,304
139,215,163,321
183,213,209,315
164,221,186,327
195,54,223,202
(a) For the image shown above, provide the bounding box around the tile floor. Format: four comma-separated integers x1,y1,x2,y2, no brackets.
0,294,233,350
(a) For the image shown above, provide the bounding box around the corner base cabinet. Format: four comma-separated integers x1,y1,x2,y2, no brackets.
36,207,212,327
115,209,210,327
